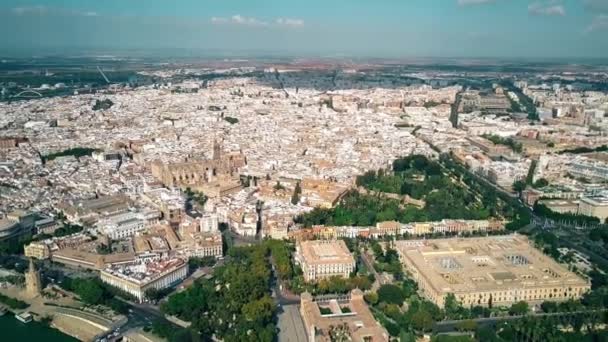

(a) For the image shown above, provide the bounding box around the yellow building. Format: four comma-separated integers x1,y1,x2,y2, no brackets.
578,196,608,221
24,242,51,259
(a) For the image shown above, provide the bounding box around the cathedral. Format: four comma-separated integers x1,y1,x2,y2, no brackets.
150,140,246,189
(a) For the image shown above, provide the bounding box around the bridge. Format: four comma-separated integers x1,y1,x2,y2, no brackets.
11,90,43,98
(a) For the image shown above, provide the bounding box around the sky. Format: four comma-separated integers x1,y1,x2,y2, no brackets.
1,0,608,59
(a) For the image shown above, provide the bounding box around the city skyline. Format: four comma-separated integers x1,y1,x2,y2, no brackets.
1,0,608,59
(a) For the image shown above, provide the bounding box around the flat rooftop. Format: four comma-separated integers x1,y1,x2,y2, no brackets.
395,235,589,295
102,258,186,286
298,240,355,265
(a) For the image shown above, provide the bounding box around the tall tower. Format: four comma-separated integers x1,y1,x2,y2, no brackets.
25,258,42,297
212,139,221,161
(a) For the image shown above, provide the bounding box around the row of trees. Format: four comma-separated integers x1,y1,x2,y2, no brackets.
0,292,29,310
439,154,531,230
533,202,600,226
558,144,608,155
59,276,129,314
43,147,98,163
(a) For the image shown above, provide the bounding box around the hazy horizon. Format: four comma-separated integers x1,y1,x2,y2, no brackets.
1,0,608,60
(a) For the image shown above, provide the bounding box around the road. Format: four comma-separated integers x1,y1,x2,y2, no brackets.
433,309,607,333
277,304,307,342
269,256,300,306
360,248,385,291
94,300,179,341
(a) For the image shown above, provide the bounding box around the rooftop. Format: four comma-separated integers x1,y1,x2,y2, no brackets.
395,235,589,294
102,258,186,286
297,240,355,265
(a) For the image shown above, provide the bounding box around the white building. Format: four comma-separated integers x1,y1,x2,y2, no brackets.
100,258,188,302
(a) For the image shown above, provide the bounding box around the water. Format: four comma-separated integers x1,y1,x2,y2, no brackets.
0,314,78,342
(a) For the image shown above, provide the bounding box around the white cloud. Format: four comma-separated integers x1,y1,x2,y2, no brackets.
276,18,304,27
457,0,496,6
210,14,268,26
528,1,566,16
210,15,304,27
586,14,608,32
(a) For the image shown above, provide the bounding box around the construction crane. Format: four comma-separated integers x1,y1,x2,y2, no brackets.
97,66,111,84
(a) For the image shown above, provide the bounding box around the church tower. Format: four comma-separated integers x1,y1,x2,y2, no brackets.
212,139,221,161
25,258,42,297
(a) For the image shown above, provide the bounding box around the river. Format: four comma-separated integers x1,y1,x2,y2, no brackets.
0,313,78,342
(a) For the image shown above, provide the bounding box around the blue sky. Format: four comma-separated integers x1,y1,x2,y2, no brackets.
1,0,608,58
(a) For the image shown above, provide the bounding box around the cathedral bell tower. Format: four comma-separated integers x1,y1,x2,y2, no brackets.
212,139,221,161
25,258,42,297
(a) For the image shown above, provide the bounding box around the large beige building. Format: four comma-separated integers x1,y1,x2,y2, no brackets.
395,235,590,308
578,196,608,222
295,240,355,282
100,258,188,302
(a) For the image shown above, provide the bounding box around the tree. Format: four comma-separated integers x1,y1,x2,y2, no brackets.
509,301,529,316
145,288,171,302
241,295,275,323
456,319,477,332
475,325,501,342
411,310,434,332
444,293,462,320
399,330,416,342
223,116,239,124
377,284,406,306
540,301,558,313
161,244,278,341
92,99,114,111
431,335,474,342
364,292,379,305
512,180,526,195
291,181,302,205
533,178,549,189
74,278,104,304
188,256,216,269
274,181,285,191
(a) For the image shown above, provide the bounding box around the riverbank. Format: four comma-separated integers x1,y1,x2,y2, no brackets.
51,314,106,341
0,285,115,341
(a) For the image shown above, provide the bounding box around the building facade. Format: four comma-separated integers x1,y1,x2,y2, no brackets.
295,240,355,282
100,258,188,302
395,235,590,308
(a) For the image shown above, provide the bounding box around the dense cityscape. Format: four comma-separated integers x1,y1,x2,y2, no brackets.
1,56,607,342
2,1,608,342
